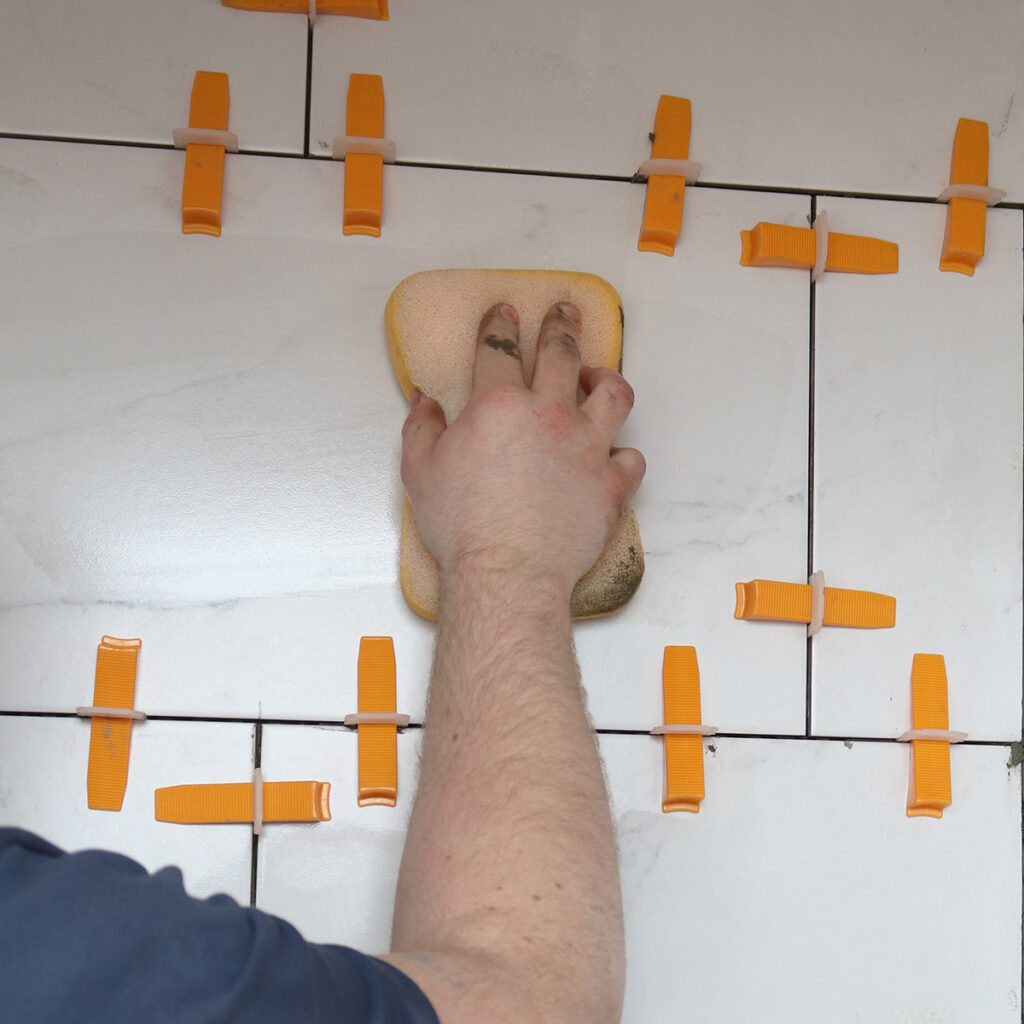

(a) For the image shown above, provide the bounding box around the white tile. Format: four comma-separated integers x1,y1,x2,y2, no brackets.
255,727,1022,1021
0,0,307,152
812,198,1023,741
0,715,254,904
0,139,808,733
309,0,1024,198
255,723,419,950
606,735,1022,1023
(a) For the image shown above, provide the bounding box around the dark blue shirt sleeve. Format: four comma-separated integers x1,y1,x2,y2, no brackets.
0,827,439,1024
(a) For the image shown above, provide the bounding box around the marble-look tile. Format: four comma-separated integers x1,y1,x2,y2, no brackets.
811,197,1023,741
309,0,1023,198
608,735,1021,1023
0,0,307,152
0,138,809,733
256,727,1022,1021
0,715,254,904
255,723,419,950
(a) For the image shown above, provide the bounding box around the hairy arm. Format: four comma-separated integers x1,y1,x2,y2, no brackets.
381,302,645,1024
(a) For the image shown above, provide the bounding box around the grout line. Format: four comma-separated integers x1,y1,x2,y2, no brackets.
3,709,1018,747
1,129,1023,210
250,720,262,908
805,194,818,738
302,18,314,159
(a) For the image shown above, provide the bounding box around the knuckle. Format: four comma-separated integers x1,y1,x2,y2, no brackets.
541,327,580,359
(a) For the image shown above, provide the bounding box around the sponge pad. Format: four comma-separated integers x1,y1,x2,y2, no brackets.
385,269,644,621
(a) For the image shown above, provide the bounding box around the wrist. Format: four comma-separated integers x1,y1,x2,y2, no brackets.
439,554,573,625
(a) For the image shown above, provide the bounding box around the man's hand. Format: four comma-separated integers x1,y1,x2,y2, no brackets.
400,301,646,600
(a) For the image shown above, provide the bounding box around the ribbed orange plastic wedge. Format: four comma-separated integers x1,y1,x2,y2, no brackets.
661,646,705,814
357,636,398,806
734,579,895,629
940,119,990,276
222,0,388,16
740,223,897,274
638,95,691,256
907,654,952,819
87,637,142,811
343,74,385,236
155,781,331,823
182,71,230,236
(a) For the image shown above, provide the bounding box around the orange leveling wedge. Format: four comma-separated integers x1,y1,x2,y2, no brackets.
343,74,386,237
637,95,693,256
734,573,895,634
345,636,408,806
181,71,231,236
81,636,143,811
651,646,716,814
898,654,967,818
939,119,1003,275
222,0,388,17
155,774,331,829
741,219,897,276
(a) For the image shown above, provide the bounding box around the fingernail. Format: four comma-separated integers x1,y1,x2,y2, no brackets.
410,390,423,408
558,302,581,324
499,304,519,324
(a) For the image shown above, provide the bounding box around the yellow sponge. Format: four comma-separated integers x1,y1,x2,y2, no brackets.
385,269,644,621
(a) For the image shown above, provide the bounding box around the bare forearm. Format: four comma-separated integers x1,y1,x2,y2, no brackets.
389,567,625,1022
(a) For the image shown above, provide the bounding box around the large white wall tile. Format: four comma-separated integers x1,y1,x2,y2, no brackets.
606,735,1022,1023
812,198,1023,741
310,0,1023,198
0,715,254,904
0,140,808,732
0,0,307,152
255,723,418,950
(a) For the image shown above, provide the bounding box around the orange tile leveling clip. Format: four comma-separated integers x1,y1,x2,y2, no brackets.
734,571,895,635
175,71,235,237
651,646,717,814
741,210,898,280
77,636,144,811
222,0,388,18
155,770,331,833
344,636,409,807
937,119,1005,275
637,95,700,257
334,74,391,237
897,654,966,818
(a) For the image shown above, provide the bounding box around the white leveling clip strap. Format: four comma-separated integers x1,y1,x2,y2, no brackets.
252,768,263,836
897,729,968,743
807,570,826,637
343,712,411,727
331,136,397,162
77,706,147,721
936,184,1005,206
173,127,240,152
635,158,703,184
811,211,829,283
650,724,719,736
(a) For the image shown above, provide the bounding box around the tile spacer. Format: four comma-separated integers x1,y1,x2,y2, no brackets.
655,646,716,814
937,119,1005,275
221,0,388,19
899,654,964,819
332,74,390,237
178,71,232,236
154,777,331,825
346,636,404,806
83,636,142,812
741,217,898,275
637,95,694,256
734,573,895,630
